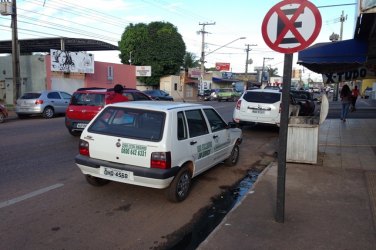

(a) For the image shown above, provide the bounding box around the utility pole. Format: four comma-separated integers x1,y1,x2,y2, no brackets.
244,44,257,83
198,22,215,90
11,0,21,102
339,10,347,41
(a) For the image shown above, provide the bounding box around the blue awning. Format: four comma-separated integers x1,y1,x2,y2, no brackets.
297,39,368,73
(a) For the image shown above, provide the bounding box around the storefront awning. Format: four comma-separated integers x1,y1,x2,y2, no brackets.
297,39,368,74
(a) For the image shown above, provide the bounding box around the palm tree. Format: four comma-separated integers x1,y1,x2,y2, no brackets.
266,66,279,77
183,52,200,69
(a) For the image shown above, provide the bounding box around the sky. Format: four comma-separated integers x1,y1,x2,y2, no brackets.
0,0,358,82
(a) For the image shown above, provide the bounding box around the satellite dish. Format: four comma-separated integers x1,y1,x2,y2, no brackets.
247,59,253,64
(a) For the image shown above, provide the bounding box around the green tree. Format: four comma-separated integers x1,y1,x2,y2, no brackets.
266,66,279,77
183,52,199,69
118,22,186,85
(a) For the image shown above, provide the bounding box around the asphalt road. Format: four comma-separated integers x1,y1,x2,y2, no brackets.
0,102,278,250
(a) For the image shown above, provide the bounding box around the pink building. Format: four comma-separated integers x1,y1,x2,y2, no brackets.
46,55,136,94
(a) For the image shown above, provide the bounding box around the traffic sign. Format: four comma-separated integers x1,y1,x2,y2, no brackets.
261,0,322,54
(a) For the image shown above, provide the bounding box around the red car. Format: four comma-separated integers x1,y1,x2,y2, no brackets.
65,87,151,136
0,104,8,123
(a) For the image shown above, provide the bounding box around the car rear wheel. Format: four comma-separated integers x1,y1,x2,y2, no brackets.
225,145,240,166
85,175,110,186
166,166,191,202
43,107,54,119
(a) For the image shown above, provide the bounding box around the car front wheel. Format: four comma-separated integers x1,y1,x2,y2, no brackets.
43,107,54,119
225,144,240,166
166,166,191,202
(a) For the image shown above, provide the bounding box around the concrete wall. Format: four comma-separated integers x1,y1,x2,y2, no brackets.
0,54,46,104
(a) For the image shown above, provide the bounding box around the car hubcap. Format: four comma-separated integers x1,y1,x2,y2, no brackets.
177,172,190,197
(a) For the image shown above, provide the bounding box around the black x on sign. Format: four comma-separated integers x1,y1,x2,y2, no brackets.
262,0,322,54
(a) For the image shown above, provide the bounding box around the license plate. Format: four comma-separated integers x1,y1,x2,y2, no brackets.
252,110,265,114
100,167,134,181
76,123,87,129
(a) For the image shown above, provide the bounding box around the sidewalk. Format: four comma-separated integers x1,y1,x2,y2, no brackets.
199,119,376,249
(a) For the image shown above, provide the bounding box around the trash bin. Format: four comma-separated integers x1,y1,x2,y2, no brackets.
286,94,329,164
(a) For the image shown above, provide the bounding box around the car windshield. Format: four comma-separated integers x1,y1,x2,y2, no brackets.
243,91,280,104
88,107,165,142
71,93,105,106
21,93,41,99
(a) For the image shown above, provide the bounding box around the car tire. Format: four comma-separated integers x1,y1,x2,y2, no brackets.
85,175,110,186
225,144,240,166
43,107,54,119
166,166,191,202
0,113,5,123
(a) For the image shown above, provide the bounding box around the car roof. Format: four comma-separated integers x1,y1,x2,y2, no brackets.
106,101,211,111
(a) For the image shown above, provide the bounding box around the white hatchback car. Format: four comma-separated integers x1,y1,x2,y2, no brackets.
233,89,299,127
75,101,242,202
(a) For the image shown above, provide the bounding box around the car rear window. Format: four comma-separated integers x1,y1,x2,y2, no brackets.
243,91,281,104
21,93,41,99
88,107,165,142
71,93,105,106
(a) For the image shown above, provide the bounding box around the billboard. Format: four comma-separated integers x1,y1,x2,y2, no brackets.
215,62,230,71
51,49,94,73
188,68,201,79
136,66,151,77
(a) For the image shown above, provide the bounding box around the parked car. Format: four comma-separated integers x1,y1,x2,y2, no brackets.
15,90,72,119
290,90,317,116
65,87,151,136
143,89,174,101
217,88,241,102
233,89,300,127
75,101,242,202
363,87,373,99
0,104,8,123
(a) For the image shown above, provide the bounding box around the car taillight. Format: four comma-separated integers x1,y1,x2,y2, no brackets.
151,152,171,169
235,100,242,110
35,99,44,105
79,139,90,156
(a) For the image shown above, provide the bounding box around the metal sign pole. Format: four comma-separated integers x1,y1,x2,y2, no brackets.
275,53,293,223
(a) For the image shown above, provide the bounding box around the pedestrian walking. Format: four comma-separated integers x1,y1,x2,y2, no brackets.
106,84,129,104
340,84,352,122
351,85,360,111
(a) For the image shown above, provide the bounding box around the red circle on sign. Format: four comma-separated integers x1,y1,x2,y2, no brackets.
261,0,322,54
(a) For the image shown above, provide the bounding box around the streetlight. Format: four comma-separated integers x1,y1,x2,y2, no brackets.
205,37,246,56
200,36,245,83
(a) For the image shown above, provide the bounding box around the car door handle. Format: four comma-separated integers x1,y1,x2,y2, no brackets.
190,140,197,145
213,135,218,139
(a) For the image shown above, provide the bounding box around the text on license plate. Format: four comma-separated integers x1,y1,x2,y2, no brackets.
76,123,87,129
252,110,265,114
100,167,134,181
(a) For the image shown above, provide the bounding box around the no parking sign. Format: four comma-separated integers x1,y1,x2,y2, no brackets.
261,0,322,54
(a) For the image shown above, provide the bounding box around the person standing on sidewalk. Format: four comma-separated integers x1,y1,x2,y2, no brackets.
340,84,352,122
351,85,360,111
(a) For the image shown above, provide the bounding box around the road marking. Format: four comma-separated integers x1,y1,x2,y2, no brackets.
0,183,64,209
